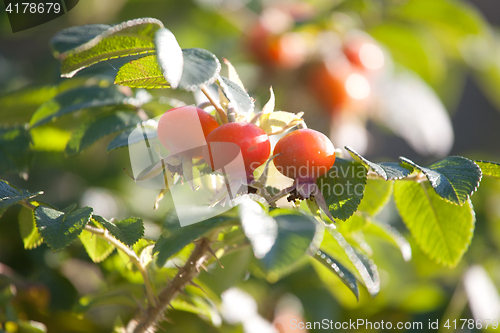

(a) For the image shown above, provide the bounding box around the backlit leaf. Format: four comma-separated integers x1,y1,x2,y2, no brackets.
29,86,129,128
313,249,359,300
51,18,164,77
475,160,500,180
79,229,115,263
394,181,475,267
18,206,43,249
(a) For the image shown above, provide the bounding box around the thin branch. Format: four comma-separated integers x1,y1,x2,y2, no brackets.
200,85,228,123
128,237,213,333
20,200,37,210
84,225,157,307
136,108,150,122
227,104,236,123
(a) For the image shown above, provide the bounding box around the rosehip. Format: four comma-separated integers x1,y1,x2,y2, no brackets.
203,122,271,182
308,60,371,114
157,106,219,158
343,35,385,71
273,128,336,183
247,20,307,69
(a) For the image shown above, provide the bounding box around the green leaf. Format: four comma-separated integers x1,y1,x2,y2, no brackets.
79,229,115,263
370,22,446,84
394,181,475,267
264,212,319,280
18,207,43,249
155,28,183,89
0,180,42,215
29,86,129,128
30,126,71,152
17,320,47,333
65,111,142,156
238,200,277,258
317,158,367,221
357,179,393,216
94,215,144,247
346,146,413,180
0,86,59,125
475,160,500,180
400,156,481,205
115,48,221,91
239,201,319,279
106,119,158,152
0,79,116,124
51,24,111,55
388,0,487,59
154,213,236,267
218,76,254,115
322,228,380,296
51,18,164,77
178,48,221,91
114,55,170,89
0,126,33,175
34,206,93,251
313,249,359,300
364,220,412,261
337,214,367,234
198,246,252,295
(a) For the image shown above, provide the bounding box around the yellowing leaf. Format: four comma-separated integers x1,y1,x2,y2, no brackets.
262,86,275,114
257,111,303,135
223,58,245,90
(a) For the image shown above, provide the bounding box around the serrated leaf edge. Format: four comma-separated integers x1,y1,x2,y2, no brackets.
400,156,482,206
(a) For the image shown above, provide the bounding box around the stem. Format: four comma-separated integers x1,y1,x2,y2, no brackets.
20,200,37,210
227,104,236,123
200,85,228,124
136,108,150,122
84,225,157,307
128,238,212,333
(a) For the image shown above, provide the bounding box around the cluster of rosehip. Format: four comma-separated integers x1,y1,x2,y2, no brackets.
245,5,386,115
156,105,336,218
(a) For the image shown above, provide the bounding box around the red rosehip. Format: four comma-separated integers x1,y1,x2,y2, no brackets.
157,106,219,158
203,122,271,182
246,20,306,69
343,35,385,71
273,129,336,183
308,60,371,114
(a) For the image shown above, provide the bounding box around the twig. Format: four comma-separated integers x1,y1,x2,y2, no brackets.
20,200,37,210
200,85,228,123
136,108,150,121
128,237,212,333
84,225,157,307
227,104,236,123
